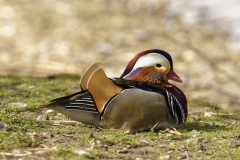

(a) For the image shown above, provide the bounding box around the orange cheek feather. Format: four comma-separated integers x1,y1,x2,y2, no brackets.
124,67,174,88
125,67,163,84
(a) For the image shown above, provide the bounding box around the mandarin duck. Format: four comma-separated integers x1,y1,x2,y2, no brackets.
43,49,187,133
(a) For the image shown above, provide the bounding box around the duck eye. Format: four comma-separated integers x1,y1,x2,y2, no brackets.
155,63,162,68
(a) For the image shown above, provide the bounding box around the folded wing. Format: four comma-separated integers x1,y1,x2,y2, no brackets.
80,62,123,113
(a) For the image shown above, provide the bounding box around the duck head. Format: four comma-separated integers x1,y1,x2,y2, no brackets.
120,49,182,87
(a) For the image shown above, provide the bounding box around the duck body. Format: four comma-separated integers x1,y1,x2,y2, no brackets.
44,49,187,133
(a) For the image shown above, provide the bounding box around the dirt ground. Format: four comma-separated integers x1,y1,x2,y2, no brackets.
0,1,239,109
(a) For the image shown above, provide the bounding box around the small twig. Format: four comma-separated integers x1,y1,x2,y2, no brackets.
45,120,82,125
0,152,32,157
205,112,233,116
151,121,160,131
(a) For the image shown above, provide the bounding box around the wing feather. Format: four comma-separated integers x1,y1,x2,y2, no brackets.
80,62,104,90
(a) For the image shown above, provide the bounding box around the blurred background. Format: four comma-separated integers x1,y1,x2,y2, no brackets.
0,0,239,112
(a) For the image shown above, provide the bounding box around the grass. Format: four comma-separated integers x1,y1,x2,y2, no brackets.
0,75,239,159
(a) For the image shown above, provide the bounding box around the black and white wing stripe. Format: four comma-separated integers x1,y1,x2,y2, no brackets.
65,91,99,113
165,91,186,126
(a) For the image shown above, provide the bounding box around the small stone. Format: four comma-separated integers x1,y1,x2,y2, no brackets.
42,132,53,138
55,113,63,119
185,138,191,143
96,140,101,144
73,149,91,156
190,130,200,138
0,121,8,130
139,139,149,146
46,109,55,113
37,115,49,121
191,130,199,133
204,112,213,117
193,116,201,121
126,145,131,149
229,140,240,148
207,122,215,126
11,148,21,154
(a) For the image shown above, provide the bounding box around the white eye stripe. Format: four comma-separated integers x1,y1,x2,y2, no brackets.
133,53,170,71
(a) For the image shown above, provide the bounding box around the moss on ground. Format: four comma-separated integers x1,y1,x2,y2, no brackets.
0,75,239,159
